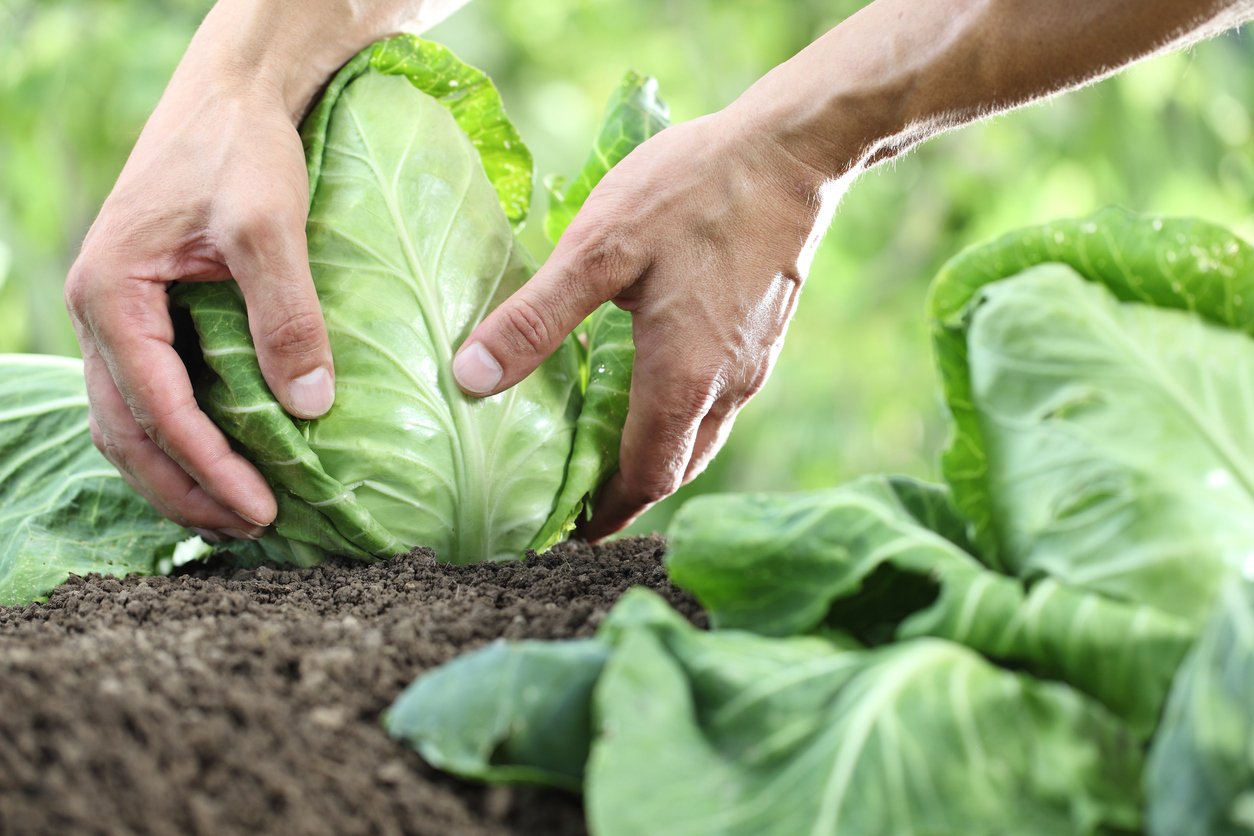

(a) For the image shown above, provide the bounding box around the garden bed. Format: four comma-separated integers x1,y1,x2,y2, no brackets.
0,535,704,836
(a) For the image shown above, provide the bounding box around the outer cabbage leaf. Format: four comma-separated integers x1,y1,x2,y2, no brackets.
930,208,1254,580
543,71,670,245
585,589,1142,836
529,72,670,548
383,588,1143,835
530,295,634,550
383,638,609,790
665,474,1194,735
0,354,189,605
179,67,582,564
664,475,982,636
959,263,1254,622
303,36,533,230
1146,580,1254,836
898,566,1193,737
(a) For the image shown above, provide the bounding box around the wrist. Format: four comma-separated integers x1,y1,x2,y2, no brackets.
179,0,374,123
175,0,465,124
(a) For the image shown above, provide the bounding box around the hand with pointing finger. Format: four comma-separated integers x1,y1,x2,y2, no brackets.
454,0,1254,541
453,109,834,540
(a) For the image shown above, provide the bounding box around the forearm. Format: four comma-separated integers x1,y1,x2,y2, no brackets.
169,0,468,123
736,0,1254,181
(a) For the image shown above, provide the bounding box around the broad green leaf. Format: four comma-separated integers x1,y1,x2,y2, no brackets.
666,473,1194,733
586,588,1142,836
1146,580,1254,836
369,35,533,229
304,36,533,230
384,638,610,791
961,263,1254,621
530,302,633,550
528,72,670,547
543,71,670,245
930,208,1254,575
901,567,1194,736
178,71,583,564
177,282,400,563
0,354,189,605
664,475,982,636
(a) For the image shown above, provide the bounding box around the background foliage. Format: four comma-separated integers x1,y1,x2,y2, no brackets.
3,0,1253,534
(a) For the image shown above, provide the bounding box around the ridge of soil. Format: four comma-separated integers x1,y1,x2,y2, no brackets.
0,535,705,836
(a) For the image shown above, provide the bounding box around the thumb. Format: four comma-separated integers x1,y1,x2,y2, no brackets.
231,213,336,420
454,233,644,396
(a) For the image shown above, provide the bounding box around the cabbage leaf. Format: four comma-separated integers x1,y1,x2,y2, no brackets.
930,209,1254,614
388,587,1145,835
0,354,189,605
1146,580,1254,836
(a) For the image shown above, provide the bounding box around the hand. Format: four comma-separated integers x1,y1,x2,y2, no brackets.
453,107,837,540
64,76,334,543
61,0,478,543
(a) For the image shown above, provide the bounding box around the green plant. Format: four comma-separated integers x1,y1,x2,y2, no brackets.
387,208,1254,836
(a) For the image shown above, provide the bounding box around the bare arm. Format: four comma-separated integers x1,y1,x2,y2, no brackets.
751,0,1254,174
454,0,1254,541
65,0,465,542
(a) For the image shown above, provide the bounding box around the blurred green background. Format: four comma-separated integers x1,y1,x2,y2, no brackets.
3,0,1253,535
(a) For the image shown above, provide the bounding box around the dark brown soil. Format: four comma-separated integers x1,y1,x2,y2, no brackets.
0,535,704,836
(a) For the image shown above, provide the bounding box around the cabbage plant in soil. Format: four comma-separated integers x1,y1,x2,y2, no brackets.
0,36,668,605
173,36,669,566
388,209,1254,836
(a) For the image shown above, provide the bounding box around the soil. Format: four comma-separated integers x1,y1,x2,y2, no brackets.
0,535,705,836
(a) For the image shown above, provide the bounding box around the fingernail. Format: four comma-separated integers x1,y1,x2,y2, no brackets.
221,527,261,541
191,527,226,545
453,342,502,394
289,366,335,418
236,512,269,528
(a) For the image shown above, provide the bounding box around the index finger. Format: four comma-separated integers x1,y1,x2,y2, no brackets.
454,218,648,397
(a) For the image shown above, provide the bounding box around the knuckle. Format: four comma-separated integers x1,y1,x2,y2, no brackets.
501,298,552,356
63,261,98,321
129,396,188,449
229,201,292,249
674,370,724,419
258,308,326,359
88,415,106,455
565,225,644,294
100,436,133,475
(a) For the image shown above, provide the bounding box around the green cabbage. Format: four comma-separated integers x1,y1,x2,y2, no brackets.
175,37,669,565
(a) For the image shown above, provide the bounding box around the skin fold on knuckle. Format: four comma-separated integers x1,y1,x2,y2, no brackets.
257,308,327,363
564,222,646,300
497,298,553,359
63,259,111,330
99,436,141,487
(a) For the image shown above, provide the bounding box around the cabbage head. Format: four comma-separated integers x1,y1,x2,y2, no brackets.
174,37,668,566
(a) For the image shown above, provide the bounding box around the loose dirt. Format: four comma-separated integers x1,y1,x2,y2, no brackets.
0,535,705,836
